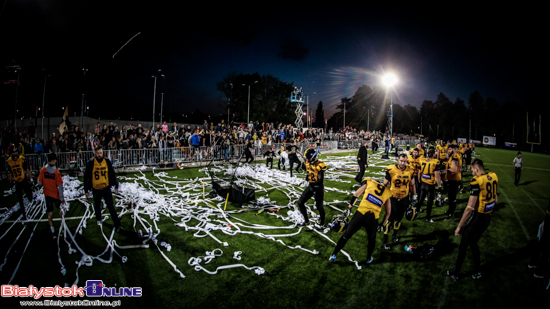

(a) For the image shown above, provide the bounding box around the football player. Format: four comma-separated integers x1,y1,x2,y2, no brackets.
444,145,462,221
84,145,122,231
7,146,33,223
381,154,416,250
436,140,448,162
447,159,497,280
329,178,392,264
415,143,425,158
407,148,422,199
417,148,442,222
297,148,328,230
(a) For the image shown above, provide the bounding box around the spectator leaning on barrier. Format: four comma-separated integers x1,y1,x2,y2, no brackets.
34,138,44,155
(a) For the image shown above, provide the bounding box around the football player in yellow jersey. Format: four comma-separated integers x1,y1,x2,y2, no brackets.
7,147,33,222
381,154,416,250
329,178,392,264
437,141,448,162
407,148,422,197
447,159,497,281
84,145,122,231
297,148,328,230
417,149,442,222
444,145,463,221
415,143,425,158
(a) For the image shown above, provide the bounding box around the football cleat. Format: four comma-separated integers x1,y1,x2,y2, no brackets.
425,218,435,223
329,254,336,262
366,257,374,265
392,234,399,243
382,243,391,251
472,272,482,280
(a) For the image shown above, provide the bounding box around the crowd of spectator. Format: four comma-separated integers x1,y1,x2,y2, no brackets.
0,119,419,164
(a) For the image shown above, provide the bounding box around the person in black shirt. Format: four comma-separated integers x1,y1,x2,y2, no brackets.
355,140,369,183
264,147,275,169
286,140,301,177
371,138,378,153
244,140,254,164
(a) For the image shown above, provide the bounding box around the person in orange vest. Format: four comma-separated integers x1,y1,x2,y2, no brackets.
38,153,66,240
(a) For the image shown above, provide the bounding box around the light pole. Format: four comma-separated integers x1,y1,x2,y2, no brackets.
383,73,397,137
152,69,161,129
343,100,346,130
81,68,87,131
228,83,233,124
242,81,258,124
160,73,165,125
306,92,316,128
41,72,49,139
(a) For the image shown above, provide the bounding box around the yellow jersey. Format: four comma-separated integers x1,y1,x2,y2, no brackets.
92,158,110,190
470,172,498,214
447,153,462,181
304,160,327,185
385,164,415,199
419,157,439,185
357,178,393,218
7,155,27,183
437,144,448,161
407,155,422,177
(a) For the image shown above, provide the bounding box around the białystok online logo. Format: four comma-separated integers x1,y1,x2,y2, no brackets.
1,280,142,298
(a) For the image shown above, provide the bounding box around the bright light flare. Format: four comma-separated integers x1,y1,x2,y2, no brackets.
383,74,397,86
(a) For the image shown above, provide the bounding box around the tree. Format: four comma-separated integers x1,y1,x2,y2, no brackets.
314,101,325,128
217,72,295,124
468,90,484,139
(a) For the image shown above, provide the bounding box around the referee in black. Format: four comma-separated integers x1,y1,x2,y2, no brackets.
355,140,368,183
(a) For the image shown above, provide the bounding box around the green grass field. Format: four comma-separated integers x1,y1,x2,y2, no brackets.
1,147,549,308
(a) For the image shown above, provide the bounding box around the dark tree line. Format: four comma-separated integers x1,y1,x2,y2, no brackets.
216,72,547,152
216,72,296,124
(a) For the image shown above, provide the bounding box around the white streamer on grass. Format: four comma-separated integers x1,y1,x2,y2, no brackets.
1,154,398,284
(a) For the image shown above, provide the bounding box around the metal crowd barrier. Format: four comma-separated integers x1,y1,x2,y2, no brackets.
0,140,342,175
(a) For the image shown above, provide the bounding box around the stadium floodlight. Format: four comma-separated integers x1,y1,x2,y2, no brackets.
383,73,397,87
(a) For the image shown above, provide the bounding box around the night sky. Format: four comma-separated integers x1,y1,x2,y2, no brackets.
0,2,541,122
